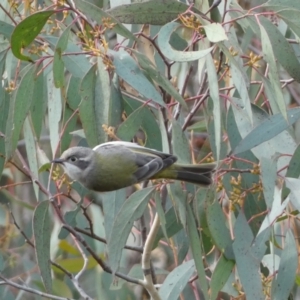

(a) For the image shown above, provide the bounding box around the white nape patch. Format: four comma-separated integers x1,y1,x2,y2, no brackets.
93,141,140,151
61,162,82,181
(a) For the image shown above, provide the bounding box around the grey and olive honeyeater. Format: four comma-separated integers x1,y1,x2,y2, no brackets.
52,141,215,192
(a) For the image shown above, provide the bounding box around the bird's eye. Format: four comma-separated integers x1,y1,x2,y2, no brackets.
69,156,77,162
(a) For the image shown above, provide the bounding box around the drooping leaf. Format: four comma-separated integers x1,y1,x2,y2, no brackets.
112,50,165,106
11,11,55,61
157,22,214,62
53,24,72,88
33,200,52,293
271,230,298,300
232,213,264,300
210,255,235,300
159,259,195,300
206,54,221,161
232,107,300,156
107,187,155,274
107,0,207,25
186,205,209,300
5,64,37,159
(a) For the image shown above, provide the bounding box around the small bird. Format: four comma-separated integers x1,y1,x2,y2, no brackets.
52,141,215,192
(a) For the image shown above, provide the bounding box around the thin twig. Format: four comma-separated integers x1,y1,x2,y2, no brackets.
0,276,72,300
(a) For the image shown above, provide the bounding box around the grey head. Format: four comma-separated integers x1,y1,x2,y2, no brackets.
52,147,95,182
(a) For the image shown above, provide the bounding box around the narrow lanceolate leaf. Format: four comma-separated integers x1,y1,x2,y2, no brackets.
171,119,191,164
271,230,297,300
0,20,14,40
117,105,148,141
11,11,55,61
79,64,101,147
107,0,206,25
53,24,72,88
186,205,209,300
206,200,233,259
132,50,187,108
5,64,37,159
233,213,264,300
260,156,277,208
23,118,39,200
107,187,155,274
258,20,287,118
232,107,300,155
102,189,126,241
206,54,221,161
47,72,62,154
33,200,52,293
157,22,214,62
0,50,9,175
210,255,235,300
159,260,195,300
218,42,252,123
259,16,300,83
112,50,165,106
30,70,46,139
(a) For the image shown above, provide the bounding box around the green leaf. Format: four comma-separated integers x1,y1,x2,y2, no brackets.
232,107,300,155
53,24,72,88
33,200,52,293
0,51,9,174
260,156,277,208
5,64,37,159
186,205,209,300
0,20,14,39
102,189,126,241
47,72,62,154
159,259,195,300
258,19,287,118
107,0,200,25
203,23,227,43
58,200,83,239
258,186,288,234
232,213,264,300
30,71,46,139
11,11,55,61
167,182,187,228
112,50,165,106
210,255,235,300
121,96,162,149
171,119,191,163
206,200,234,259
206,54,221,161
157,22,214,62
259,16,300,82
154,192,167,240
132,50,187,108
107,187,155,274
45,36,91,79
79,64,102,147
23,118,39,200
271,230,298,300
153,206,183,248
117,105,149,141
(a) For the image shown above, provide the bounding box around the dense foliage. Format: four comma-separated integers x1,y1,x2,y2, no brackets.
1,0,300,299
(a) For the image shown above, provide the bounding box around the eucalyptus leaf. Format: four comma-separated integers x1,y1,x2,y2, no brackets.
157,23,214,62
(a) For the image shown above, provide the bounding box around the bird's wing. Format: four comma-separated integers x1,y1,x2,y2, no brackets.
94,141,177,182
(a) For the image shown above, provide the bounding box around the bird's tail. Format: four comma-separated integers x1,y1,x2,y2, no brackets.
155,163,215,185
174,163,215,185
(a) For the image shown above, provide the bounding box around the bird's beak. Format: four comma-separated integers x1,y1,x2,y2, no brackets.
52,158,65,164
